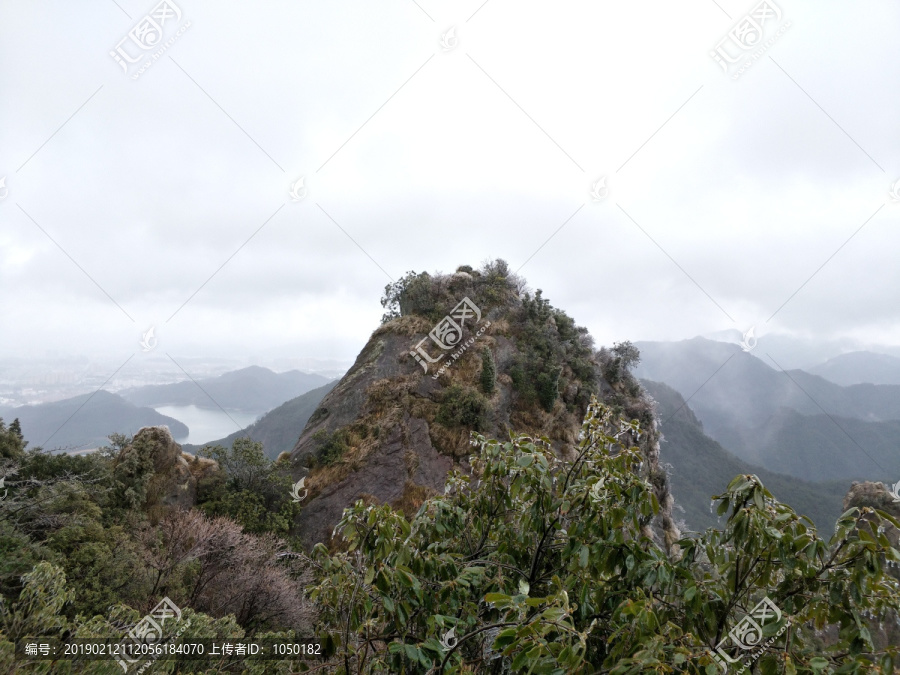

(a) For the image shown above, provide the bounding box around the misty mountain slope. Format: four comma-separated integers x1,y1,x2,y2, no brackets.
634,338,900,423
182,381,337,459
753,407,900,481
808,351,900,386
121,365,331,412
633,338,900,476
0,390,188,452
641,380,849,532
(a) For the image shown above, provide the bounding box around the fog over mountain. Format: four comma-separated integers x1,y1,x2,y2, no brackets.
634,337,900,483
808,351,900,386
3,1,900,369
641,379,848,532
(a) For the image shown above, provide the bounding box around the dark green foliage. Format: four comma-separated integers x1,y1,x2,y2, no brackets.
309,399,900,673
508,289,596,413
436,385,488,430
477,258,515,307
0,418,26,460
381,270,438,324
380,259,521,325
110,431,155,510
0,429,315,670
0,524,42,601
535,366,562,411
479,347,496,395
598,340,641,385
308,428,351,467
17,450,105,485
197,437,301,534
0,562,72,643
0,440,151,619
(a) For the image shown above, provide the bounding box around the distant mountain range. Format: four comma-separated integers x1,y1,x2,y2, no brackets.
633,338,900,482
808,351,900,386
702,329,900,371
182,381,337,459
641,380,849,532
0,390,188,452
121,366,331,412
0,366,335,454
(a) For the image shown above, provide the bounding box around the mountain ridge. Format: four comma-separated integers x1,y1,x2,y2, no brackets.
120,365,331,412
0,390,189,452
287,262,681,552
633,337,900,481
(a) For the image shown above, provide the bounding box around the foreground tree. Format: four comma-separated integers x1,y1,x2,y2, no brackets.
197,437,301,535
309,398,900,673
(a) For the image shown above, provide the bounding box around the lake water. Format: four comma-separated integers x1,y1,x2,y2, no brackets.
154,405,263,445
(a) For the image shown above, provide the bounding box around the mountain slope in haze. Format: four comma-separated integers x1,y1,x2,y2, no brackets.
633,338,900,480
808,351,900,386
754,408,900,481
121,366,330,412
0,390,189,452
182,381,337,459
641,380,849,532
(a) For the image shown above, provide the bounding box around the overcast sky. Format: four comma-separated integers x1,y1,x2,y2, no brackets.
1,0,898,373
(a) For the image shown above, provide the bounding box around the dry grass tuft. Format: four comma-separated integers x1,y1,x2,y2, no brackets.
373,315,433,338
391,482,434,519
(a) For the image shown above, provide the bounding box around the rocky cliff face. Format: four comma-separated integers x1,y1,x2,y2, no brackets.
289,262,680,553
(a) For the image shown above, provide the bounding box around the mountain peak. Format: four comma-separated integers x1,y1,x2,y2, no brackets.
288,260,680,552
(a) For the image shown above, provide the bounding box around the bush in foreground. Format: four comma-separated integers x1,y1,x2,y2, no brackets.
310,398,900,673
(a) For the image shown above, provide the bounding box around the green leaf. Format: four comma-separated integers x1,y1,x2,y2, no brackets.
809,656,828,672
